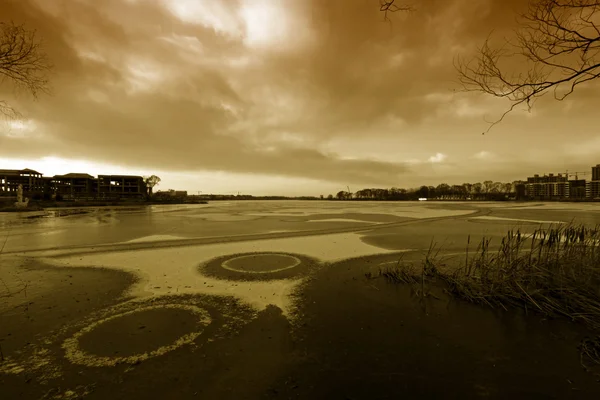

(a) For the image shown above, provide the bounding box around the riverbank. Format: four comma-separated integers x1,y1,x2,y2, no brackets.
0,199,208,212
380,223,600,376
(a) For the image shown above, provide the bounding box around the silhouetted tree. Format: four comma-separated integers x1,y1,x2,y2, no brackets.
336,190,353,200
462,183,473,198
373,188,388,200
427,186,437,199
456,0,600,132
357,188,372,199
483,180,494,195
388,187,401,200
0,21,51,118
144,175,161,196
451,184,465,199
436,183,451,199
343,180,522,202
472,182,483,199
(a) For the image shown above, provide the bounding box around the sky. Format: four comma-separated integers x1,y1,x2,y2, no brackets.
0,0,599,196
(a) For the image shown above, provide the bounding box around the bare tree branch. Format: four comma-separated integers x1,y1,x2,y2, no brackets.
379,0,415,22
0,99,20,119
0,21,51,119
456,0,600,133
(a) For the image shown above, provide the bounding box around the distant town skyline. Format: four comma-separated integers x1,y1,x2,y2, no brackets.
1,0,599,196
3,162,599,200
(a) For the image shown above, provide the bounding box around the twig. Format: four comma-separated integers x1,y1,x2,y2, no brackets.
455,0,600,133
379,0,415,22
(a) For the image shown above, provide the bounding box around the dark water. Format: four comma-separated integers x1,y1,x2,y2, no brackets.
2,253,600,399
268,253,600,399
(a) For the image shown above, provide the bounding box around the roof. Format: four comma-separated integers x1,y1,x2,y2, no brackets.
54,173,95,179
98,174,144,179
0,168,42,175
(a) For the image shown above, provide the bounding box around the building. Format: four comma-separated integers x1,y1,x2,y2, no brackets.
522,164,600,200
0,168,44,196
593,164,600,181
547,173,569,198
1,168,148,201
97,175,146,200
568,179,587,199
526,174,543,198
586,164,600,199
525,173,569,199
52,173,97,200
587,181,600,199
154,189,188,200
513,181,527,200
588,164,600,199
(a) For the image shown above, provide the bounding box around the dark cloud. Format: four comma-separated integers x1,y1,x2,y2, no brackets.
1,0,599,192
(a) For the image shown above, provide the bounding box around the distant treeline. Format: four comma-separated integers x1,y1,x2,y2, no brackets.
330,181,518,201
191,194,323,201
195,181,522,202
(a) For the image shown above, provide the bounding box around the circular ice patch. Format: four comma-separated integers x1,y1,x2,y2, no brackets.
200,252,319,282
221,253,302,274
63,304,211,367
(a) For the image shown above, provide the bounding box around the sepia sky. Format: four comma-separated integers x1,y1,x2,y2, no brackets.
1,0,599,196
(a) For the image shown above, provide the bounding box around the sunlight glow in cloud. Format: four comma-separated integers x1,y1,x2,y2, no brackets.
428,153,447,163
2,120,39,139
240,1,288,48
0,157,150,177
473,150,494,160
163,0,242,37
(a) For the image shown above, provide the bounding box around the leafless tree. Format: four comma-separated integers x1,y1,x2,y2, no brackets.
456,0,600,132
379,0,414,22
144,175,161,196
0,21,51,118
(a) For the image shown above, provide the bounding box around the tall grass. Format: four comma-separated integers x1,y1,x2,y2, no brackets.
381,223,600,370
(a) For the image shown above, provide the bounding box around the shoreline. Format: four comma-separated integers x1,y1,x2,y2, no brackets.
0,200,208,212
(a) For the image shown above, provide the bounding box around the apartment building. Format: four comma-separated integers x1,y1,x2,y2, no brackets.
592,164,600,181
522,165,600,200
0,169,44,195
568,179,587,199
525,173,569,199
53,173,98,200
97,175,146,199
583,164,600,199
0,168,146,200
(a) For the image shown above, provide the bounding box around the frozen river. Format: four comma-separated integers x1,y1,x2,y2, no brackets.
2,200,600,399
2,200,598,312
1,200,598,254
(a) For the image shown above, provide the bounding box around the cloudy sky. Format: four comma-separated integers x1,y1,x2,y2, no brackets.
1,0,599,195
